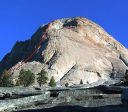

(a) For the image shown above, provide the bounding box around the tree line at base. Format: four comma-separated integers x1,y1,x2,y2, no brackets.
0,69,56,87
1,69,128,87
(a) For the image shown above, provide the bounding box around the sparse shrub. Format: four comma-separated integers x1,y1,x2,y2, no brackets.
49,76,56,87
65,83,69,87
0,70,13,87
80,79,83,84
18,69,35,87
37,69,48,87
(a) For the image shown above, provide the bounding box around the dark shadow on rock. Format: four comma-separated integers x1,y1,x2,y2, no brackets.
16,105,128,112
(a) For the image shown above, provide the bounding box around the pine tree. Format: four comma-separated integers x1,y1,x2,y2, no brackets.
19,69,35,87
49,76,56,87
0,70,13,87
65,83,69,87
80,79,83,84
37,69,48,87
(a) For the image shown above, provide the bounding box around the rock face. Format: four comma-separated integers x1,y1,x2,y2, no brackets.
0,17,128,86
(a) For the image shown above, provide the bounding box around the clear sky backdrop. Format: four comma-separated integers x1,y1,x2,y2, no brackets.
0,0,128,60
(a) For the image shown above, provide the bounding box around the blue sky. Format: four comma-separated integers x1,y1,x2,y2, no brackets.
0,0,128,60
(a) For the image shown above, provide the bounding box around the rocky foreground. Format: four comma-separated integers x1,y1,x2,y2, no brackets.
17,105,128,112
0,85,128,112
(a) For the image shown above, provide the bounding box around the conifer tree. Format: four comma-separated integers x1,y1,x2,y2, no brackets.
0,70,13,87
37,69,48,87
19,69,35,87
49,76,56,87
80,79,83,84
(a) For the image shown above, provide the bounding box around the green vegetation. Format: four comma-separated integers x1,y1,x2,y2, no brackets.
0,70,13,87
65,83,69,87
18,69,35,87
80,79,83,84
37,69,48,87
49,76,56,87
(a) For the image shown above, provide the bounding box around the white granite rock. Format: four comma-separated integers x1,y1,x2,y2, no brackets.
0,17,128,86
